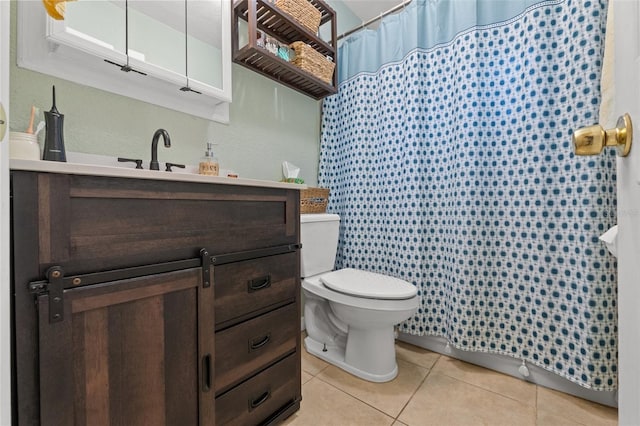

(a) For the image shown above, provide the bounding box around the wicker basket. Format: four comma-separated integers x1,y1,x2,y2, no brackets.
290,41,335,84
275,0,322,34
300,187,330,214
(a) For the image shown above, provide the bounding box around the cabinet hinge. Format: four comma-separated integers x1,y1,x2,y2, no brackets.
29,266,65,323
201,248,211,288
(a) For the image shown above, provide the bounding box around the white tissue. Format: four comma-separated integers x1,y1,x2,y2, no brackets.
282,161,300,179
599,225,618,258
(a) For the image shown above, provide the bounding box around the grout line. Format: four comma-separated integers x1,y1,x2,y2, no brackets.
393,355,440,423
535,383,539,425
301,363,329,377
312,353,440,421
433,369,536,409
301,370,315,386
300,353,330,377
432,356,538,407
313,373,398,422
534,386,601,426
307,343,445,423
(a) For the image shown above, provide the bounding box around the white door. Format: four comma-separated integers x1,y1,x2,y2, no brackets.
613,1,640,425
0,0,10,424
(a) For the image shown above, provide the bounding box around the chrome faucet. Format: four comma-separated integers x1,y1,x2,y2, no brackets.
150,129,171,170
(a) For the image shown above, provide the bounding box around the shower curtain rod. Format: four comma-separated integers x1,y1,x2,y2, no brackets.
336,0,412,41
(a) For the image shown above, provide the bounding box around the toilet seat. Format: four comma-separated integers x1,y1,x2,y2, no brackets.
303,274,419,312
320,268,417,300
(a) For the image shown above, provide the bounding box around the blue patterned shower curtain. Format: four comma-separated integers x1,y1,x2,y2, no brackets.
319,0,616,391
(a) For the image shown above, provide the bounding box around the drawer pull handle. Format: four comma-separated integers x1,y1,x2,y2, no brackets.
249,333,271,352
202,354,212,392
248,389,271,411
248,275,271,292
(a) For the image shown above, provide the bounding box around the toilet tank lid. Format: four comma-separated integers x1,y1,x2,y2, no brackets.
320,268,417,300
300,213,340,223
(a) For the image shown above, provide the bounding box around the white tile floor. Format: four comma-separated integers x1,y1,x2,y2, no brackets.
283,338,618,426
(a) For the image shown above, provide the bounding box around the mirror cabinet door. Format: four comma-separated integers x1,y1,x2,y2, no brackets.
187,0,223,90
127,0,187,86
50,0,127,62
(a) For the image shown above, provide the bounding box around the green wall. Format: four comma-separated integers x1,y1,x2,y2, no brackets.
321,0,362,41
9,1,360,185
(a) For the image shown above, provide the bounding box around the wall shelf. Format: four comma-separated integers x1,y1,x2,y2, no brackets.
232,0,337,100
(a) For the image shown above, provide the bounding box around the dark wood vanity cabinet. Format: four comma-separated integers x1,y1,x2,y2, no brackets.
10,171,302,425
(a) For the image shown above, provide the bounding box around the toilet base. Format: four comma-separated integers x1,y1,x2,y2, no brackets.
304,336,398,382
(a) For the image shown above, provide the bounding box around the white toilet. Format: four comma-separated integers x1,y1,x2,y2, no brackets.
301,213,419,382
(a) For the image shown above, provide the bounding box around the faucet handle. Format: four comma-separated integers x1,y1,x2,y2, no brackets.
165,162,185,172
118,157,143,169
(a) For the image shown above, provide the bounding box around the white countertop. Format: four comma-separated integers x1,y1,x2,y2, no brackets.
10,158,307,191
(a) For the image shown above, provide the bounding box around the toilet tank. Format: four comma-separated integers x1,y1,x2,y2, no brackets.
300,213,340,278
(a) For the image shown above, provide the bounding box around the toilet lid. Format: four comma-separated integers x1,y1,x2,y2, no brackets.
320,268,417,300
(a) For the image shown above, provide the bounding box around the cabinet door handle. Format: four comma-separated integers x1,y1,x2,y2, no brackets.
202,354,212,392
249,333,271,352
247,275,271,292
248,389,271,411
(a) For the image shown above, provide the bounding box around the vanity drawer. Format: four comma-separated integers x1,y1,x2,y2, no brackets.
216,354,299,426
214,252,298,326
215,303,298,392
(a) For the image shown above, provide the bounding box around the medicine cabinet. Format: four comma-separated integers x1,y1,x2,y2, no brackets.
17,0,232,123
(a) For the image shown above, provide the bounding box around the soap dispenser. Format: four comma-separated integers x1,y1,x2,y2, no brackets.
43,86,67,162
199,142,219,176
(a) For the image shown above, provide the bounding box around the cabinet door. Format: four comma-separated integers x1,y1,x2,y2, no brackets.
36,267,214,426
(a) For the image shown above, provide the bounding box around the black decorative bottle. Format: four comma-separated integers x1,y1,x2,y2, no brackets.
43,86,66,162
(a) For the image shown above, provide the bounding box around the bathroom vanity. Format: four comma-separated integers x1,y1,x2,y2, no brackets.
10,161,302,425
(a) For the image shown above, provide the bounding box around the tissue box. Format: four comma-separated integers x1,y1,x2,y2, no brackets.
282,177,305,184
300,187,329,213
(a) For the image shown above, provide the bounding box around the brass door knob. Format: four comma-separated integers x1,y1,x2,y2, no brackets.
573,113,633,157
0,102,6,142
